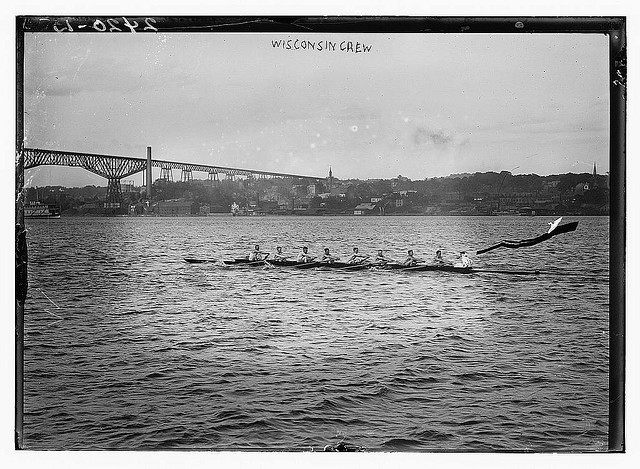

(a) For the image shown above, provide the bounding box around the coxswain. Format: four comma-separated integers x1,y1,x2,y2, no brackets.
272,246,289,261
459,251,472,268
248,244,267,261
403,249,422,266
321,248,340,264
296,246,314,263
346,247,369,264
375,250,393,265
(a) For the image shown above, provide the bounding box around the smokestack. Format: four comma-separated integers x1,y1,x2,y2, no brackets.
146,146,152,199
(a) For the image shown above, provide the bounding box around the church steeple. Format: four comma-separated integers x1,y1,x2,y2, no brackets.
593,162,598,188
327,166,334,192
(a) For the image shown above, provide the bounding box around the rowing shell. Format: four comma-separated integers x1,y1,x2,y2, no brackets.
184,258,217,264
400,264,473,273
223,258,369,270
194,258,539,275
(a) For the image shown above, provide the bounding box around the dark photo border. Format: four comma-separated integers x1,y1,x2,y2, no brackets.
15,15,626,452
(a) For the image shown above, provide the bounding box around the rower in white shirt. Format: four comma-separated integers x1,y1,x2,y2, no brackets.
459,251,472,268
346,247,370,264
296,246,314,263
272,246,290,261
248,244,268,261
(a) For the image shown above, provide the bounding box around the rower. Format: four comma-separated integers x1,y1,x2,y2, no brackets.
375,250,393,265
459,251,472,268
321,248,340,264
296,246,314,263
433,250,446,265
403,249,422,266
346,247,369,264
272,246,289,261
248,244,266,261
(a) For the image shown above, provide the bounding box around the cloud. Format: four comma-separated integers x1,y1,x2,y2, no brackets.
413,127,453,146
28,51,198,98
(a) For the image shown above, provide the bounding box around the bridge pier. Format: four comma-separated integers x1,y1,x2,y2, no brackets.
160,166,174,181
104,178,125,214
146,146,152,199
181,169,193,182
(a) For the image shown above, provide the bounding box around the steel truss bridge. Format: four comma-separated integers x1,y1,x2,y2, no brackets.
23,147,322,211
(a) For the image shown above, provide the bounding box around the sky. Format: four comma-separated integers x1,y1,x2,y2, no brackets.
23,31,610,187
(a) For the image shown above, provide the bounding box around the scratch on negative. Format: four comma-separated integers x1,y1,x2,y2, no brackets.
37,288,61,309
160,19,282,31
44,309,64,320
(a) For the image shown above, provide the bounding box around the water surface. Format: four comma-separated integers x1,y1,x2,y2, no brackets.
23,215,609,451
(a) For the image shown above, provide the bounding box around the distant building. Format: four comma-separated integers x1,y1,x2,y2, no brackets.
293,197,310,211
398,190,417,197
263,191,291,208
155,200,194,216
307,184,317,196
327,167,334,192
291,185,308,197
199,204,210,215
574,182,589,195
129,202,146,215
543,180,561,189
354,203,377,215
498,192,534,208
121,180,136,193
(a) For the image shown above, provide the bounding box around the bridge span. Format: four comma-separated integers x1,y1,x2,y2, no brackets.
23,147,323,212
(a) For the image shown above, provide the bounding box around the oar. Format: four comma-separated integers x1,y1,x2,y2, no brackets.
372,257,398,266
398,262,426,271
339,263,370,271
371,261,398,269
354,255,370,264
471,269,541,275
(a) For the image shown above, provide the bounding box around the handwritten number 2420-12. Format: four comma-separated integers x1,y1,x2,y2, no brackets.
54,18,158,32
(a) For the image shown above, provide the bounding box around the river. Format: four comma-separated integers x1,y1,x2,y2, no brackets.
22,215,609,451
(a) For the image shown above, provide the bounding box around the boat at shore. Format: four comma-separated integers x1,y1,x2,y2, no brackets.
24,202,61,219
